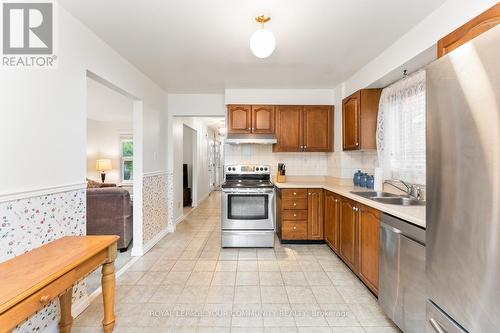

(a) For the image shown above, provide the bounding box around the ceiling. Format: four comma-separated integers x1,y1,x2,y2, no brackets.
60,0,447,93
87,77,133,123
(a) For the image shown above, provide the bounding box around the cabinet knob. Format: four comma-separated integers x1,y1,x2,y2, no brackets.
304,146,307,149
293,192,297,196
293,214,297,217
356,142,359,146
293,203,297,206
335,199,339,203
293,226,297,230
40,295,51,305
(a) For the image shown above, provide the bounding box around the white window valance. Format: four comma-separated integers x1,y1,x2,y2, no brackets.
376,70,426,185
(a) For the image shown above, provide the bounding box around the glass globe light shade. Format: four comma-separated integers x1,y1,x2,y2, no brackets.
250,29,276,58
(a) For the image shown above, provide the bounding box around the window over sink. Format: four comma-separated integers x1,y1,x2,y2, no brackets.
376,70,426,185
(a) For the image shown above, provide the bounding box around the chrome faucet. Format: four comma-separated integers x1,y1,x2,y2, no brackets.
384,180,424,200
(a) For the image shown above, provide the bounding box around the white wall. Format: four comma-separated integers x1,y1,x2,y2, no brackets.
172,117,217,222
168,94,225,116
183,125,194,188
225,89,335,105
86,119,132,184
0,3,167,196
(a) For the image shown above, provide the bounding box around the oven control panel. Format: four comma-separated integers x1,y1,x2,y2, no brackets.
225,165,270,174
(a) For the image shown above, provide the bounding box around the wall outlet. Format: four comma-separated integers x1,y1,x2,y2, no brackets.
177,202,181,209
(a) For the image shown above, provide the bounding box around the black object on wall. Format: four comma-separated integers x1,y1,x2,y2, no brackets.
183,164,188,188
183,164,192,207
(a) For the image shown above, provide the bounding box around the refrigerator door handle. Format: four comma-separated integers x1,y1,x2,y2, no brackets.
429,318,446,333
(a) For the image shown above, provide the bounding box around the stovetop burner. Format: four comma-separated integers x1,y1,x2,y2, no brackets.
221,180,274,189
222,164,273,189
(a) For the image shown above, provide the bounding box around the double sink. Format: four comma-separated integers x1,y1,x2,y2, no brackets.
350,191,426,206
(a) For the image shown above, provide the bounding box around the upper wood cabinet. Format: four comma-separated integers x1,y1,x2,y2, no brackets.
339,197,359,273
252,105,275,134
307,189,324,240
274,105,304,152
342,89,381,151
438,3,500,58
303,106,333,152
358,204,381,295
324,191,341,254
227,105,275,134
228,105,252,134
274,105,333,152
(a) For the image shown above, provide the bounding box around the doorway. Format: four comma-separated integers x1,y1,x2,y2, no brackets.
183,125,196,216
85,73,140,293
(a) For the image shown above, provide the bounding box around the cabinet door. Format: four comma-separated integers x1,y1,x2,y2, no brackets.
342,93,360,150
325,192,340,253
307,189,324,240
340,197,358,272
274,105,303,152
303,106,333,152
228,105,252,134
437,3,500,58
252,105,274,134
358,204,381,294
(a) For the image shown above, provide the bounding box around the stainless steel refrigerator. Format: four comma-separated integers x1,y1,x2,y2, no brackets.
426,25,500,332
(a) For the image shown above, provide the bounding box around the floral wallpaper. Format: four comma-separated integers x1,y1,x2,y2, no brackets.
0,188,88,332
142,173,169,244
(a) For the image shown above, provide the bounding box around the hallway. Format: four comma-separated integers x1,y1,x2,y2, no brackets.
74,192,397,332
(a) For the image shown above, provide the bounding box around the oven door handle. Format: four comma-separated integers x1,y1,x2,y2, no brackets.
223,190,275,194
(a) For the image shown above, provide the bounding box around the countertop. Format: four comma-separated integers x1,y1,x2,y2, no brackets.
273,180,426,229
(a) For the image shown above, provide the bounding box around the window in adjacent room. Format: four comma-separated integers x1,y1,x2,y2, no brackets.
121,138,133,182
376,70,426,185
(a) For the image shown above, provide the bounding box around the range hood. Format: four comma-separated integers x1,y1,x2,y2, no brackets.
225,134,277,145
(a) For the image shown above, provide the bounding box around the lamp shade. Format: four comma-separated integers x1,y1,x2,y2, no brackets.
96,159,112,172
250,28,276,58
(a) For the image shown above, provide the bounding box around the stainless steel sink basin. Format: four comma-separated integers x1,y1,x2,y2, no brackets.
371,197,426,206
350,191,399,198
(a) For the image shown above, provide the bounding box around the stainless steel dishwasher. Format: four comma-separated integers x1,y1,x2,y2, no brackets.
379,214,426,333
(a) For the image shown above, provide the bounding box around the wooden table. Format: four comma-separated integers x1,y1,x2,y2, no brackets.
0,236,119,333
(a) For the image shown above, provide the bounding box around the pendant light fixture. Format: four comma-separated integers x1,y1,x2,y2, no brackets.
250,15,276,59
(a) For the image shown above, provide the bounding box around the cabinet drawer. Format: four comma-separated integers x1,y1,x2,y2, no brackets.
282,210,308,220
282,221,308,240
282,189,308,199
282,198,308,210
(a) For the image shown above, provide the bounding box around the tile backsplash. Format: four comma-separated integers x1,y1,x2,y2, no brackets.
224,144,328,176
224,144,378,179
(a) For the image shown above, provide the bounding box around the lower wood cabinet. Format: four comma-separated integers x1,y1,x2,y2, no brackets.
339,197,359,273
307,189,324,240
278,188,381,295
277,188,323,241
358,205,381,294
324,191,341,254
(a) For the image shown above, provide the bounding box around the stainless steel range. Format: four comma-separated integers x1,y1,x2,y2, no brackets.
221,165,275,248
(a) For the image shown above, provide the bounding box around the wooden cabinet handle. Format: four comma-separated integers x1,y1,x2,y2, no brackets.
39,295,51,305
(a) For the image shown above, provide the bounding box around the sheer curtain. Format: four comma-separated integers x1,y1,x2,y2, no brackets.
376,70,426,185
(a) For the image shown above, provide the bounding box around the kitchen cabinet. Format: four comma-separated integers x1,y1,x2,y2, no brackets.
342,89,381,151
303,106,333,152
437,3,499,58
324,191,340,254
227,105,275,134
358,204,381,295
228,105,252,134
277,188,324,241
274,105,333,152
252,105,275,134
339,197,359,272
307,189,324,240
274,105,303,152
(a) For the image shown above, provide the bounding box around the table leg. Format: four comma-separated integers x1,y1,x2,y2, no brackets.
58,287,73,333
102,261,116,332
